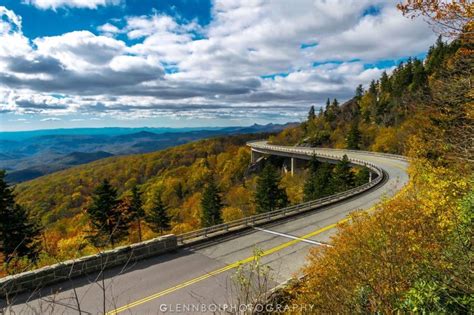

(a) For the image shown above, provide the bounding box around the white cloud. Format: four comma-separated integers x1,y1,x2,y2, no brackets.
40,117,61,121
24,0,121,10
34,31,126,71
0,1,438,123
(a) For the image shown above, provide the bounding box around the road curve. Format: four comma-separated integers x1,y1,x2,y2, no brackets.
4,143,409,314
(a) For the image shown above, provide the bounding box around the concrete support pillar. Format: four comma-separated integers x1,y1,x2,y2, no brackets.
251,149,257,164
369,171,372,183
291,157,295,176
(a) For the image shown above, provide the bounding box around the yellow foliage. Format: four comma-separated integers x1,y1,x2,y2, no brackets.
280,172,305,204
370,127,400,153
268,126,304,145
222,206,245,222
294,159,472,313
224,185,255,217
171,223,195,234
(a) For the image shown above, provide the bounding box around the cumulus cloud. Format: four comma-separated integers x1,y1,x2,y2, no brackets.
0,1,437,123
23,0,121,10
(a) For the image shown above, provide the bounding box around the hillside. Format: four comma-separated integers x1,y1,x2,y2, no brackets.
15,134,256,227
270,36,471,163
275,31,473,312
2,123,295,182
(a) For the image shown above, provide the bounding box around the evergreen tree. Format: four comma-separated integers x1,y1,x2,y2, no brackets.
380,71,391,94
128,185,146,241
355,84,364,100
355,167,371,186
304,157,335,201
324,98,331,117
346,122,362,150
332,155,355,191
255,163,289,213
304,155,320,201
200,177,223,227
308,105,316,121
86,179,128,247
369,80,377,95
318,107,324,117
0,170,40,263
411,58,428,91
146,191,171,234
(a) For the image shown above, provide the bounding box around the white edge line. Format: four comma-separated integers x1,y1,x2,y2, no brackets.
253,227,333,247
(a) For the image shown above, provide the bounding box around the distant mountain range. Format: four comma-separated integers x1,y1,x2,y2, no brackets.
0,123,296,183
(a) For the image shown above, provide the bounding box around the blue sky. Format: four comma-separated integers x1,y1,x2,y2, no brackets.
0,0,436,131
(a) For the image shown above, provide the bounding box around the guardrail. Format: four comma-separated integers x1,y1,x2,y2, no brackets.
176,144,386,244
247,140,408,161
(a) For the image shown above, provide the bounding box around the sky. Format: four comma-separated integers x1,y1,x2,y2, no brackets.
0,0,437,131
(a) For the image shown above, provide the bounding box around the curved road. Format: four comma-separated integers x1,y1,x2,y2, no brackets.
5,143,409,314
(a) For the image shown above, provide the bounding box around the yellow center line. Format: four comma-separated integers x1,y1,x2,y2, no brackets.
106,218,349,314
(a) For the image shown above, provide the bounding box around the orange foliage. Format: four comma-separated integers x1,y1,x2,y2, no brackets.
295,160,471,312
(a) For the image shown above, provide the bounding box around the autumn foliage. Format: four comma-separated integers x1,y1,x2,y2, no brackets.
286,12,473,313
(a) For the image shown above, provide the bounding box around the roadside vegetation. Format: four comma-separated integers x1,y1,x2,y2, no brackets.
276,2,473,312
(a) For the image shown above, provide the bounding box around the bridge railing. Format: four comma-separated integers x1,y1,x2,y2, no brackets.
176,148,385,245
246,140,408,161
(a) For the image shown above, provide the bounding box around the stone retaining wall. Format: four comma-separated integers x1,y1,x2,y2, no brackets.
0,235,177,297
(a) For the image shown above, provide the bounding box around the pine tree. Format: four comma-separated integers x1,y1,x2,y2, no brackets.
324,98,331,117
308,105,316,121
86,179,128,247
380,71,391,94
369,80,377,95
255,163,289,213
411,58,427,91
332,155,355,191
128,185,146,241
200,177,223,227
346,122,362,150
304,157,335,201
355,167,371,186
0,170,40,263
146,191,170,234
304,155,321,201
318,107,324,117
355,84,364,100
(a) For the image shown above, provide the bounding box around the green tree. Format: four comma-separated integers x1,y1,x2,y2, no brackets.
0,170,40,263
304,157,335,201
128,185,146,241
354,167,371,186
304,156,320,201
380,71,391,94
200,177,223,227
355,84,364,100
346,122,362,150
255,163,289,213
86,179,128,247
308,105,316,121
146,191,171,234
332,155,355,191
